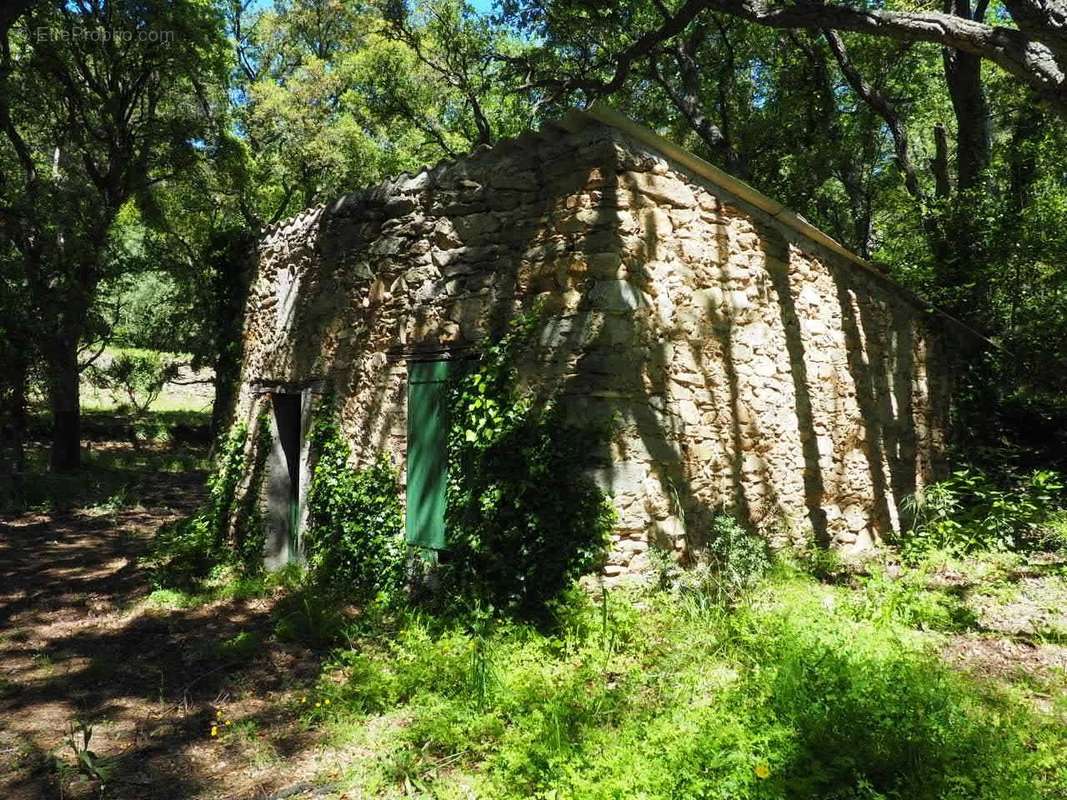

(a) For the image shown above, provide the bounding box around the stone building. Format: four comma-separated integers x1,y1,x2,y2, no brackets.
231,106,974,576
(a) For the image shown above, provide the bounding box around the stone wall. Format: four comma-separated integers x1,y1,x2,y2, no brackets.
233,117,962,578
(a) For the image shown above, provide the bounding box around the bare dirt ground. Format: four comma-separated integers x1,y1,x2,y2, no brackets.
939,556,1067,713
0,465,329,800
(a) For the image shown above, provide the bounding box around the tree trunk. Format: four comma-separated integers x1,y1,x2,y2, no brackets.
943,47,991,191
46,334,81,472
943,0,992,191
0,355,28,477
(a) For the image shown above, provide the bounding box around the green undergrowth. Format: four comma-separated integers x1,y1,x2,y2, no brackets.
145,415,270,590
899,466,1066,557
296,565,1065,800
142,563,302,610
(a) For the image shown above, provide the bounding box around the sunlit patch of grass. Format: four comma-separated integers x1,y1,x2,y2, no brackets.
2,413,209,513
141,564,289,614
30,651,56,676
144,588,203,610
294,568,1067,800
82,487,140,517
80,345,210,416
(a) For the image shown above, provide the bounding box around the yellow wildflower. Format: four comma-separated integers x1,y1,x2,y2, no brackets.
210,725,218,737
754,763,770,780
324,699,330,705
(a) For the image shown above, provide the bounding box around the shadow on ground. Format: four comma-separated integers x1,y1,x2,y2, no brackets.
0,450,322,800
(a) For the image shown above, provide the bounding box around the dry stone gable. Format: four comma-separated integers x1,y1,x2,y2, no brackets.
233,108,968,580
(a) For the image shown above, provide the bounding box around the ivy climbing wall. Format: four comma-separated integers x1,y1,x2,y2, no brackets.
233,111,971,580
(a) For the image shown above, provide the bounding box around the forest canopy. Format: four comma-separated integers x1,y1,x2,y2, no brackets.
1,0,1066,473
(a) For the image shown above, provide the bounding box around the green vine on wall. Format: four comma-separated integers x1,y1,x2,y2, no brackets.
443,310,617,618
232,412,271,573
296,312,616,618
304,407,407,603
148,409,269,587
206,420,250,545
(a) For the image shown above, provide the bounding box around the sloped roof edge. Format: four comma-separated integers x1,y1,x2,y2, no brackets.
564,103,990,347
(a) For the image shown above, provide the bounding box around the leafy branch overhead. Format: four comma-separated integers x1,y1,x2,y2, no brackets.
505,0,1067,117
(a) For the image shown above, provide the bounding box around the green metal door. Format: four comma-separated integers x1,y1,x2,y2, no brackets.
288,493,300,562
406,360,451,550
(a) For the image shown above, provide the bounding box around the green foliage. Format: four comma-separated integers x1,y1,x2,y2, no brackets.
748,611,1023,799
704,512,772,604
653,512,772,610
2,0,229,470
215,630,262,663
86,351,182,416
304,411,407,604
902,467,1066,556
65,720,112,786
271,578,352,648
147,417,268,588
307,576,1062,799
232,415,272,572
444,311,616,617
853,562,977,632
104,271,201,354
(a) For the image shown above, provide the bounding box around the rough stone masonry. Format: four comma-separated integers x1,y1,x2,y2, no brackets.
232,108,973,580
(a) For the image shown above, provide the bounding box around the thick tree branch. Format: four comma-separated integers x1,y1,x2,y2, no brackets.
700,1,1066,113
1002,0,1067,61
822,29,924,201
516,1,1066,115
525,0,711,100
931,122,952,198
648,22,747,177
0,30,37,186
383,7,495,145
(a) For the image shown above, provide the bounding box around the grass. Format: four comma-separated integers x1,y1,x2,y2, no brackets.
275,564,1066,800
142,565,297,610
10,399,1061,798
7,345,214,513
3,407,210,513
132,490,1065,799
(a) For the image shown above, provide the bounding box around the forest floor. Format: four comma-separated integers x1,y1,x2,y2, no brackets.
0,431,336,799
1,432,1066,799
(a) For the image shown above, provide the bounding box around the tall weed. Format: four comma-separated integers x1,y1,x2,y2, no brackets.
902,467,1064,556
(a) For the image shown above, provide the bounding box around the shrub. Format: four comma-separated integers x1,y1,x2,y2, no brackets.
87,350,181,416
443,311,616,618
705,512,772,602
902,467,1065,555
304,412,407,604
662,513,772,609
